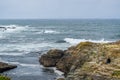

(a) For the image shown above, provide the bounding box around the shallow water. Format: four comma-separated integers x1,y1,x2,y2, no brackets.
0,19,120,80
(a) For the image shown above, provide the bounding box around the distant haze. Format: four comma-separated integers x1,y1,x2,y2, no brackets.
0,0,120,19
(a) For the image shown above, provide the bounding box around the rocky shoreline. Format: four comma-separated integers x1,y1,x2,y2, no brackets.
0,62,17,80
40,41,120,80
0,62,17,73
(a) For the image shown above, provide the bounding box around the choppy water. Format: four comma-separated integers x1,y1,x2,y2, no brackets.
0,19,120,80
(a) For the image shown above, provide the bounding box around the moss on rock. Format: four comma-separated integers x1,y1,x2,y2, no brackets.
0,75,11,80
112,71,120,78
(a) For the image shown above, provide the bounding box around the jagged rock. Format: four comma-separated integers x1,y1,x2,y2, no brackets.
40,41,120,80
0,62,17,73
39,49,64,67
56,55,75,75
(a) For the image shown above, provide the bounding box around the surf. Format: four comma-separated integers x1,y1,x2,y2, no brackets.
64,38,114,45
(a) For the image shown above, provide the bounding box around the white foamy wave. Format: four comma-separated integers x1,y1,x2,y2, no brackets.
44,30,59,34
64,38,113,45
8,62,40,67
53,67,64,76
41,67,64,76
0,42,54,55
20,63,39,67
0,35,3,39
0,25,28,33
35,29,60,34
0,52,26,56
0,42,69,56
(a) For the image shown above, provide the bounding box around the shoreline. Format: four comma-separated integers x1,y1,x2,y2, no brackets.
40,41,120,80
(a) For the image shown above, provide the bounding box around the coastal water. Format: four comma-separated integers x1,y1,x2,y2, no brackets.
0,19,120,80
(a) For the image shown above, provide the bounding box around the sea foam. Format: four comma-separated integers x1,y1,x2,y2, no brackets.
44,30,59,34
0,25,28,33
64,38,113,45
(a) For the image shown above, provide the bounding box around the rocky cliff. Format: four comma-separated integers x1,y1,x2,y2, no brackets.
40,41,120,80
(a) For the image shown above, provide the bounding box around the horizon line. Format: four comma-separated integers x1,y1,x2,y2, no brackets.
0,18,120,20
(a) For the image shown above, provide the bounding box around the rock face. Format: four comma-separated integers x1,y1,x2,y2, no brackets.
40,49,64,67
40,41,120,80
0,62,17,73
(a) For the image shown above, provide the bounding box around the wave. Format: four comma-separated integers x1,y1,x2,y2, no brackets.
35,29,60,34
0,42,54,56
0,25,28,40
36,29,59,34
8,62,40,68
0,35,4,39
41,67,64,76
64,38,114,45
0,24,28,33
20,63,40,67
0,41,69,56
0,52,26,56
53,67,64,76
44,30,59,34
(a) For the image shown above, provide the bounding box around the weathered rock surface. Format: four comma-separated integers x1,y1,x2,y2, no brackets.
0,62,17,73
40,41,120,80
39,49,64,67
57,78,65,80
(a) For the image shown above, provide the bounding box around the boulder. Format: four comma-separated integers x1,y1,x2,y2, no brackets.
0,62,17,73
39,49,64,67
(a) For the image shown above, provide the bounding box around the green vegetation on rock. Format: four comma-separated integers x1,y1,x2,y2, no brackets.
112,71,120,78
0,75,11,80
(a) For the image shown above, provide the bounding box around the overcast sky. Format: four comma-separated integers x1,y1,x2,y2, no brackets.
0,0,120,19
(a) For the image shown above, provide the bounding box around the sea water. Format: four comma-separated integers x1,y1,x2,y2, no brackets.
0,19,120,80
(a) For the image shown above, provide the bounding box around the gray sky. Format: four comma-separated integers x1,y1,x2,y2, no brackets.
0,0,120,19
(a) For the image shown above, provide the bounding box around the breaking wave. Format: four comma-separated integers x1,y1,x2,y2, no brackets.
64,38,114,45
0,24,28,33
44,30,59,34
35,30,60,34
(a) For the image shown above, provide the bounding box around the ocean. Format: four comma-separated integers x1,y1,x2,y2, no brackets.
0,19,120,80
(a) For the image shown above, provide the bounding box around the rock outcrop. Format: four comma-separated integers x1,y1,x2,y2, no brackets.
40,41,120,80
40,49,64,67
0,62,17,73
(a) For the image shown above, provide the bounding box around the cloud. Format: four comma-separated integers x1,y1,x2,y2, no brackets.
0,0,120,19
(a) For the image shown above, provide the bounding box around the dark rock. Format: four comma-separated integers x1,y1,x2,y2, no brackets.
0,27,6,31
0,62,17,73
39,49,64,67
106,58,111,64
56,55,75,75
57,78,65,80
56,40,66,43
